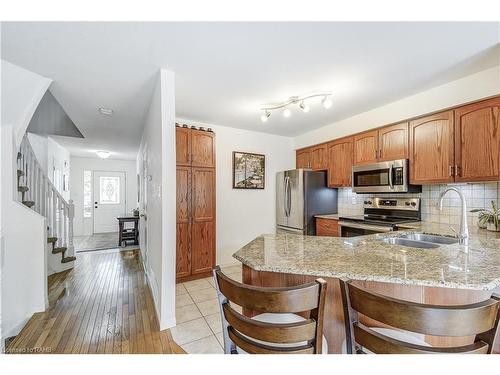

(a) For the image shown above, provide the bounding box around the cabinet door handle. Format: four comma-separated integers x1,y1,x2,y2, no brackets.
455,165,460,177
449,165,454,176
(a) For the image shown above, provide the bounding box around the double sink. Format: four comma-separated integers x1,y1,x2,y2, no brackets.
380,233,459,249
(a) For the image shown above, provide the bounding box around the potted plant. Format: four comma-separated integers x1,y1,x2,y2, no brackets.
132,208,140,217
470,201,500,232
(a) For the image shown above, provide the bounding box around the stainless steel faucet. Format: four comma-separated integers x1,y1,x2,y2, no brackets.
437,187,469,246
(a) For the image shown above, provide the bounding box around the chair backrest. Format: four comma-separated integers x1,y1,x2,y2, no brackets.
212,266,327,354
339,278,500,354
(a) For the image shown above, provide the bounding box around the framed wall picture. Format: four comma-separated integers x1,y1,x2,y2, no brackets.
232,151,265,189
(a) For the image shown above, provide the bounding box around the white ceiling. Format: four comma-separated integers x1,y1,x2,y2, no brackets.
2,22,499,160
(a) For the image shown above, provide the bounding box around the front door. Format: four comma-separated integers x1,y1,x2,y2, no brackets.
93,171,126,233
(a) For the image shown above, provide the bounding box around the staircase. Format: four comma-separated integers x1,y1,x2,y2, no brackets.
17,135,76,266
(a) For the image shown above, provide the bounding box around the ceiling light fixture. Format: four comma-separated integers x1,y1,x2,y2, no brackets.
260,110,271,122
321,96,333,109
96,150,111,159
299,101,310,113
259,91,332,122
98,107,114,115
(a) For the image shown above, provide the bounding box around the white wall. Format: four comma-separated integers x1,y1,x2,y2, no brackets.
176,118,295,266
1,130,47,339
70,157,138,236
1,61,50,340
294,65,500,149
137,69,176,330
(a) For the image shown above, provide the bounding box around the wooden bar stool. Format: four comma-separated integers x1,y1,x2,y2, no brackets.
340,278,500,354
212,266,327,354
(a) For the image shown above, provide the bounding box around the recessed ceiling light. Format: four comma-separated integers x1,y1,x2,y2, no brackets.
98,107,114,115
283,108,291,118
96,150,111,159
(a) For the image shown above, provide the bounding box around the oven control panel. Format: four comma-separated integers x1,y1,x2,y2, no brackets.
363,197,420,211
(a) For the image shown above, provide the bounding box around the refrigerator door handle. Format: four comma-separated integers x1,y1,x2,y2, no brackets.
286,177,292,217
284,176,289,217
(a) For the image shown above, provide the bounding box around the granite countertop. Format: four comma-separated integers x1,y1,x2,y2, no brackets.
233,223,500,290
315,214,340,220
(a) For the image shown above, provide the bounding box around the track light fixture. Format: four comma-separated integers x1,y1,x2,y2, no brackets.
299,100,310,113
322,96,333,109
260,110,271,122
259,91,332,122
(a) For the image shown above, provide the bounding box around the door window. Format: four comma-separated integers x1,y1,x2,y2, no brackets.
99,176,120,204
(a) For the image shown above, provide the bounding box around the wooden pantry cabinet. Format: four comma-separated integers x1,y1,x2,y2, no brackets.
353,123,408,165
176,126,216,282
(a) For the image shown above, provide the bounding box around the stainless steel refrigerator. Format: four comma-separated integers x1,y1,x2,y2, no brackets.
276,169,338,235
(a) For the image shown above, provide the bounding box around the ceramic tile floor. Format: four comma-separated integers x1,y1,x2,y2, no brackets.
171,264,242,354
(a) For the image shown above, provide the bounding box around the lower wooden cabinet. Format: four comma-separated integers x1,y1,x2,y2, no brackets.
191,221,215,275
316,218,340,237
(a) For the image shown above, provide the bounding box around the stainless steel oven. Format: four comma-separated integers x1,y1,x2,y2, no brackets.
352,159,421,194
338,197,421,237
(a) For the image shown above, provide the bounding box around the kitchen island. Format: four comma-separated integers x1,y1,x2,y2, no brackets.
233,223,500,353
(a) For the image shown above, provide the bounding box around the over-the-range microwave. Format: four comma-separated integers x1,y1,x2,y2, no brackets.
352,159,421,194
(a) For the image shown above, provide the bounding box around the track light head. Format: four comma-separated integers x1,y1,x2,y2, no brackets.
283,108,291,118
322,96,333,109
299,101,310,113
260,110,271,122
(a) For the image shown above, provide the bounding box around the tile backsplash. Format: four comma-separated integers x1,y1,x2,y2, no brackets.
337,182,500,227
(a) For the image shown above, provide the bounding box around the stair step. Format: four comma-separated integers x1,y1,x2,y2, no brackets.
47,237,58,244
17,169,24,177
18,186,29,193
52,247,66,254
22,201,35,208
61,256,76,263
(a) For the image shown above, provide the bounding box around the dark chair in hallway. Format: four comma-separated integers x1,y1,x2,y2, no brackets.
212,266,327,354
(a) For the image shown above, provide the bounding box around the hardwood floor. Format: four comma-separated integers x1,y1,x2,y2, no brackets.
6,249,185,354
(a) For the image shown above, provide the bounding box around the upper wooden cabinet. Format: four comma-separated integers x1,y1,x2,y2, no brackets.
353,123,408,165
296,149,311,169
176,127,191,166
454,97,500,182
176,127,216,168
327,137,353,187
310,144,328,170
353,130,378,165
191,130,216,168
409,110,455,184
378,122,409,162
296,144,327,170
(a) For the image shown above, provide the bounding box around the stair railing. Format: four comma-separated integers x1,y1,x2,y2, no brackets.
17,134,75,258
